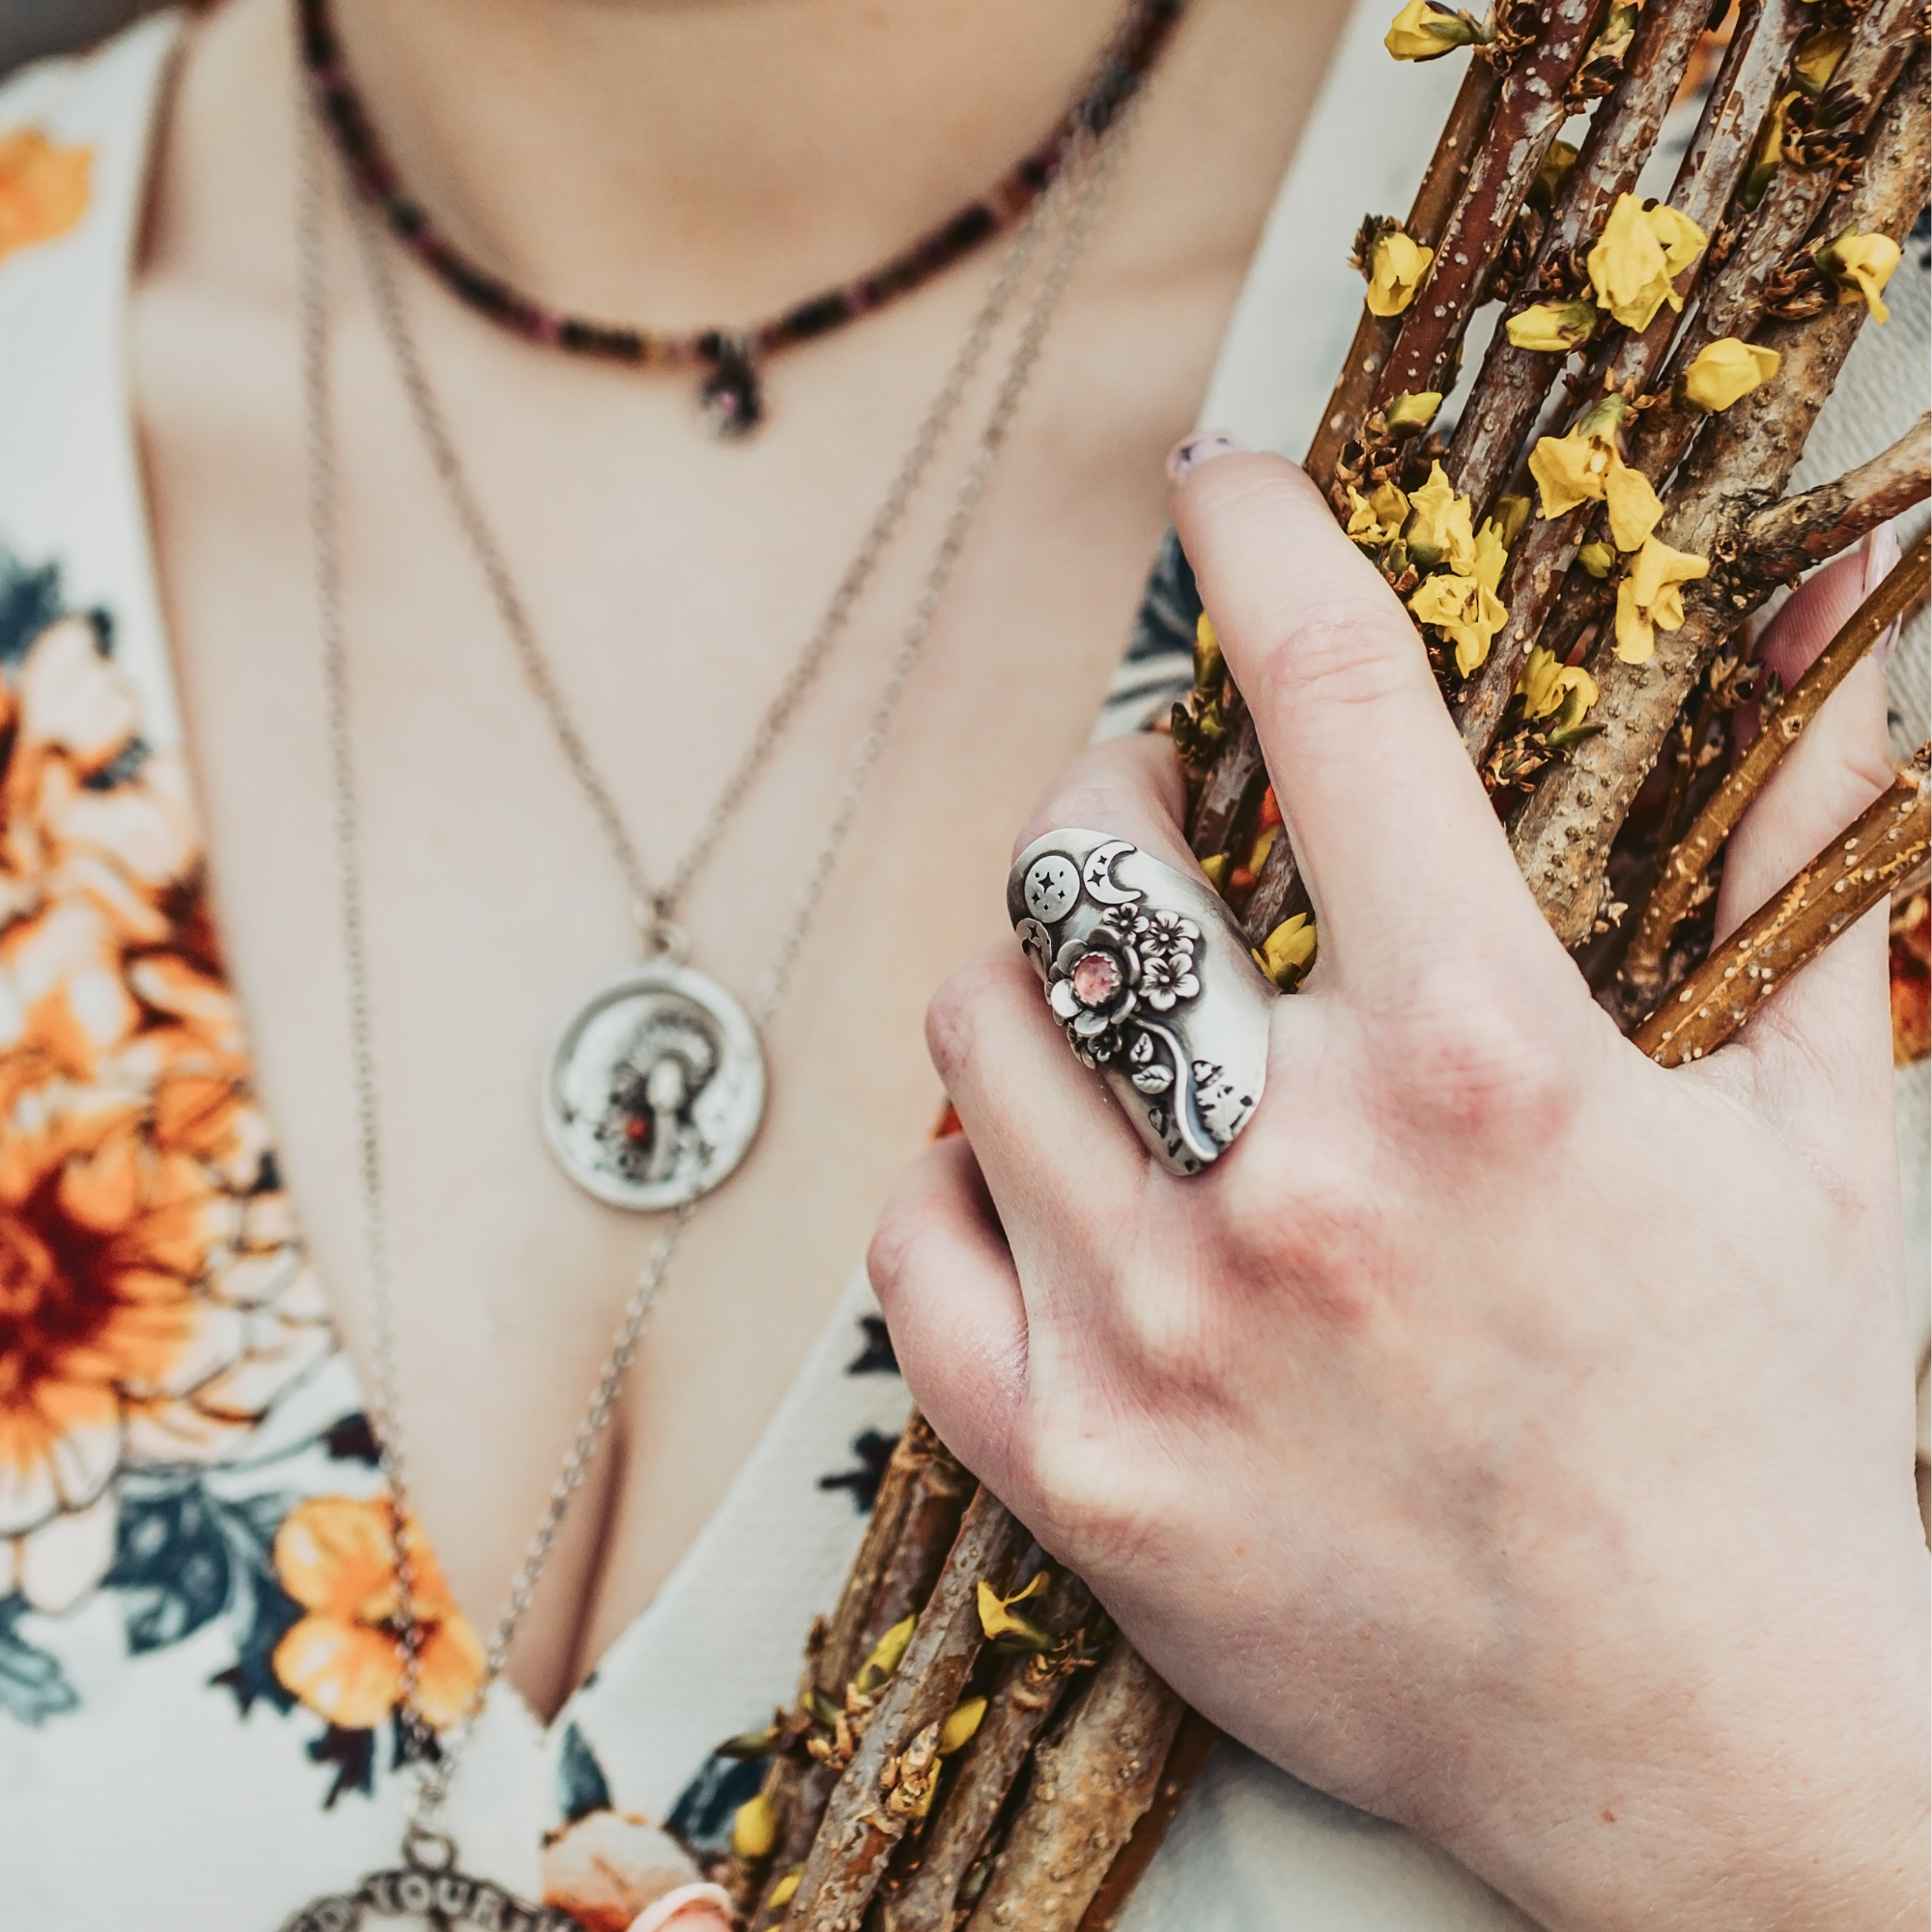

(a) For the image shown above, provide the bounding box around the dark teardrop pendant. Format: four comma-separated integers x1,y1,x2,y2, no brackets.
698,340,764,440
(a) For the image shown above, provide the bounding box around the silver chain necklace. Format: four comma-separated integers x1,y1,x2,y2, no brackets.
285,61,1134,1926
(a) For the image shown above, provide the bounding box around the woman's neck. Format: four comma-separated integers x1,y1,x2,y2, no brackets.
326,0,1129,327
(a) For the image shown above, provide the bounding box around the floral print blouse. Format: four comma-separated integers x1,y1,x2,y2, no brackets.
1,14,1924,1932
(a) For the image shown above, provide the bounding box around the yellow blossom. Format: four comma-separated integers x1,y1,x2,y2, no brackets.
1604,459,1663,552
1346,481,1409,546
1409,570,1506,676
1577,541,1616,578
978,1571,1053,1647
1515,645,1600,723
1528,429,1615,519
1383,0,1482,59
1505,300,1600,354
1680,337,1780,412
767,1870,804,1911
1403,462,1475,573
1613,535,1709,664
1365,226,1435,316
1816,229,1901,323
1586,193,1708,332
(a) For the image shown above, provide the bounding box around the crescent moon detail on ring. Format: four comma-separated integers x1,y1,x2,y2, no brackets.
1082,840,1142,907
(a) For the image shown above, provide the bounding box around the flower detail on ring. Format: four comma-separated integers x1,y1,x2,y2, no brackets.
1045,902,1201,1066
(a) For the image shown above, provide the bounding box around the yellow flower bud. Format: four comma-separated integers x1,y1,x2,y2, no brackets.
1586,193,1707,332
1403,461,1476,573
1815,229,1901,324
1492,494,1532,550
1505,300,1601,354
1384,389,1443,434
1345,481,1410,546
733,1794,779,1861
1604,458,1663,553
1365,225,1435,317
1528,139,1580,214
1193,610,1223,690
939,1697,988,1756
1790,23,1851,96
767,1867,804,1911
1200,851,1232,894
1383,0,1482,59
1679,337,1781,412
1577,541,1617,578
852,1613,917,1695
1256,914,1318,990
1612,534,1709,664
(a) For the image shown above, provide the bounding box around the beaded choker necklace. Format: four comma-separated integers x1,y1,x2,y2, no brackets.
296,0,1183,437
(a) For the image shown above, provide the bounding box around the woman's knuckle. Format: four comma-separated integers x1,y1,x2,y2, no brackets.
923,955,1004,1087
1255,600,1410,719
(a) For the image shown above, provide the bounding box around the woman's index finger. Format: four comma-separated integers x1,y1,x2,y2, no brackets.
1169,449,1554,987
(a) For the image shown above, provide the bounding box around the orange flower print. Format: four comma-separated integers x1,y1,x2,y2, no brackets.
271,1496,484,1731
541,1810,719,1932
1,606,330,1615
0,129,91,268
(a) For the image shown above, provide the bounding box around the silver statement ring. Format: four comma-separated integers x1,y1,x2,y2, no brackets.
1007,830,1275,1176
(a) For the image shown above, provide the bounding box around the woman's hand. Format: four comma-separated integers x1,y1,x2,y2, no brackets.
868,446,1928,1932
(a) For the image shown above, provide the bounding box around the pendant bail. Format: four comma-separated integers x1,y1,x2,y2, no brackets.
636,897,691,965
402,1819,459,1873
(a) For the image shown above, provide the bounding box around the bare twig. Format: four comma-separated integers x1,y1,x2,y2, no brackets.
1306,57,1504,490
1633,746,1930,1064
1444,0,1721,512
1375,0,1615,408
1733,415,1931,588
1073,1709,1223,1932
1620,529,1932,1014
959,1639,1188,1932
786,1488,1035,1929
878,1570,1097,1932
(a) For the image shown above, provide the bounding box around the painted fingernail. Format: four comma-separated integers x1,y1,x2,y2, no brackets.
1167,431,1247,483
1862,519,1903,663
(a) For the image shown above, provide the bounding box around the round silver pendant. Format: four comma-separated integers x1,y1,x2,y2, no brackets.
540,960,767,1210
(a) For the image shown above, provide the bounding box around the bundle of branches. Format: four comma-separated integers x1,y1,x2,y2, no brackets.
716,0,1931,1924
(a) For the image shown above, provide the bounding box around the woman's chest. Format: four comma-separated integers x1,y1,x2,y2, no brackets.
129,212,1241,1717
